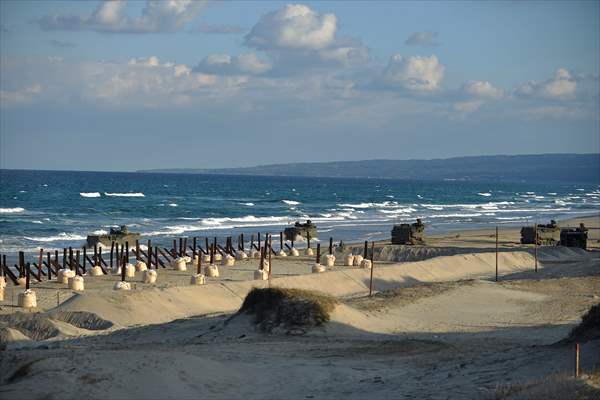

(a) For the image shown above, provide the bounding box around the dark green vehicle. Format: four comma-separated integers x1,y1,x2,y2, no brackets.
520,220,561,245
284,220,317,242
391,219,425,245
560,223,588,250
86,225,141,248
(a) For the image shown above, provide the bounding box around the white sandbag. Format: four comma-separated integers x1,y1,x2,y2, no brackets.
214,253,223,262
190,273,206,285
222,254,235,267
352,255,364,266
204,264,219,278
135,261,147,272
0,276,6,289
236,251,248,260
306,248,314,256
142,269,157,284
278,250,287,257
360,259,372,269
172,257,187,271
250,250,260,259
254,269,268,280
290,248,300,257
312,263,326,273
58,268,75,284
89,265,104,276
18,289,37,308
68,275,85,291
113,281,131,290
323,254,335,268
125,263,136,278
344,255,354,266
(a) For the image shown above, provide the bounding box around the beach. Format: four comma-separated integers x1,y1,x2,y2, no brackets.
0,215,598,399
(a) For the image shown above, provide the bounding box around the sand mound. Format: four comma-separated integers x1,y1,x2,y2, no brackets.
235,288,337,333
565,303,600,343
0,311,112,346
495,373,600,400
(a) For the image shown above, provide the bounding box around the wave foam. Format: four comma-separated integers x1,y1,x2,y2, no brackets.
80,192,101,198
282,200,301,206
104,192,145,197
0,207,25,213
24,232,86,242
478,192,492,197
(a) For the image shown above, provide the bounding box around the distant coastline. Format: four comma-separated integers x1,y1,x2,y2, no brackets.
137,153,600,184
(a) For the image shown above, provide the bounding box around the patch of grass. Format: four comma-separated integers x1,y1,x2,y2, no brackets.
495,373,600,400
567,303,600,342
237,288,337,332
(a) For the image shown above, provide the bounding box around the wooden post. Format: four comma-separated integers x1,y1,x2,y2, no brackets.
121,243,127,282
55,250,59,270
75,250,80,276
495,226,499,282
268,234,273,280
205,237,209,255
291,237,294,249
307,231,311,248
147,240,152,265
196,246,202,274
316,243,321,264
329,237,333,255
136,240,140,261
83,247,87,272
125,241,129,266
62,248,66,269
240,234,244,251
250,234,255,251
363,241,368,259
25,262,30,290
534,223,538,273
369,242,375,297
575,342,580,378
110,241,115,269
210,244,214,265
280,232,284,252
94,244,98,264
19,251,25,278
259,246,264,270
192,237,197,260
47,252,52,280
114,243,119,270
38,249,43,281
173,239,177,258
69,247,73,271
155,246,159,269
258,233,261,252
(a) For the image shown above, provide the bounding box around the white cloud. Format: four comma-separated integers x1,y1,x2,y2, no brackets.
462,80,503,99
38,0,207,33
405,31,439,47
381,54,445,92
453,100,483,113
0,84,43,105
245,4,336,50
193,53,272,75
515,68,577,100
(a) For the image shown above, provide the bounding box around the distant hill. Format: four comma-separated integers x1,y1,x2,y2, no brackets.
138,153,600,184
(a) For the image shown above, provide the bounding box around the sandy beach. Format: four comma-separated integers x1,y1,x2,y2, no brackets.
0,215,598,399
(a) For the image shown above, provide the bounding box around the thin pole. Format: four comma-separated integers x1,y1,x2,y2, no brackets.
148,245,152,270
193,237,197,260
363,241,368,259
47,252,51,280
280,232,284,252
197,247,202,274
75,250,80,276
307,231,311,248
173,239,177,258
19,251,25,278
38,249,43,281
575,343,580,378
329,237,333,255
369,242,375,296
268,234,273,280
534,223,538,273
110,241,115,269
25,263,30,290
495,226,499,282
316,243,321,264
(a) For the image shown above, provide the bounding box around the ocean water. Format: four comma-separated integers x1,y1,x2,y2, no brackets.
1,169,599,259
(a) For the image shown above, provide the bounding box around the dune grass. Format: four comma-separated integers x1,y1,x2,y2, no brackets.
238,287,337,332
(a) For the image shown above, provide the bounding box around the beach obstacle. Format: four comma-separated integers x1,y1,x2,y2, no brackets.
306,231,314,256
204,244,220,278
236,234,248,260
312,243,325,273
114,248,131,290
0,259,6,301
143,269,157,284
278,232,287,257
368,242,375,296
344,254,354,266
360,241,372,269
190,249,205,285
68,275,85,291
17,263,36,308
254,246,269,280
322,237,335,268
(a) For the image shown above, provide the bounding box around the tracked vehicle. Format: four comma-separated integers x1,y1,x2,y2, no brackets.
86,225,140,248
391,219,425,245
520,220,560,245
284,220,317,242
560,223,588,250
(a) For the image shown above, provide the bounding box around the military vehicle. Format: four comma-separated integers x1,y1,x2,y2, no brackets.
284,220,317,242
560,223,588,250
520,220,560,245
86,225,140,248
391,219,425,245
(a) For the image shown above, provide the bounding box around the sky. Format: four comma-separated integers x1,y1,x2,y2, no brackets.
0,0,599,171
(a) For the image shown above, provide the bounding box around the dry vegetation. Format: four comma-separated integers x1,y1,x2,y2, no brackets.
495,373,600,400
236,287,337,333
567,303,600,343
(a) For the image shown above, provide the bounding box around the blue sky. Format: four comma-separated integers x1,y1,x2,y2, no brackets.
1,0,598,171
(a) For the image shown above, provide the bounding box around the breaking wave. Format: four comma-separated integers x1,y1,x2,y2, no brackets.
80,192,101,198
104,192,145,197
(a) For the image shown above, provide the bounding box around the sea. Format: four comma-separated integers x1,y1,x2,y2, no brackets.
1,169,599,261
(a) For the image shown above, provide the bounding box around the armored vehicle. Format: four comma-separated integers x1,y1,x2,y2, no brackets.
391,219,425,245
86,225,140,248
560,223,588,250
520,220,560,245
284,220,317,242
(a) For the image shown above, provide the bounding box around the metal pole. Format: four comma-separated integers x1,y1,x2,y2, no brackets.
534,223,538,273
575,343,580,378
369,242,375,296
495,226,499,282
